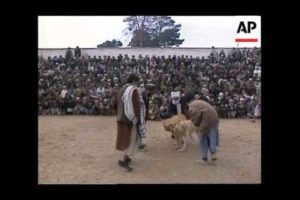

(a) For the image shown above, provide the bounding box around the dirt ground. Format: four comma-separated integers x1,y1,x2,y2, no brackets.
38,116,261,184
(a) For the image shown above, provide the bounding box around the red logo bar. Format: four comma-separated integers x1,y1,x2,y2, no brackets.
235,38,258,42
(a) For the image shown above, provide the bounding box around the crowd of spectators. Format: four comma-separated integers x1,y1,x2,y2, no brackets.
38,46,261,120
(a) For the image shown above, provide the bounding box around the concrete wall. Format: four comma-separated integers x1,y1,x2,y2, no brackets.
38,47,237,58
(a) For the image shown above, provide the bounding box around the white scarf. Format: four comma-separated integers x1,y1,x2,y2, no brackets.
122,85,138,125
172,99,180,105
171,99,182,114
175,102,182,114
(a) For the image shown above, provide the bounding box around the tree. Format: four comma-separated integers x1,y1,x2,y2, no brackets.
123,16,152,47
97,39,123,47
148,16,184,47
129,29,152,47
123,16,184,47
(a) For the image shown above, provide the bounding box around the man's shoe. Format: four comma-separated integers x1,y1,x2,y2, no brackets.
211,153,218,161
124,156,132,163
138,145,147,152
196,158,209,166
118,160,133,172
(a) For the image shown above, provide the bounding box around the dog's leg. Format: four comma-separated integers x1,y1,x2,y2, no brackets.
171,133,179,148
178,136,187,152
175,137,183,150
173,141,178,148
174,136,179,149
171,134,178,147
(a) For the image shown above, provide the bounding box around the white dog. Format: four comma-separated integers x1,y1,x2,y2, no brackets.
173,120,199,152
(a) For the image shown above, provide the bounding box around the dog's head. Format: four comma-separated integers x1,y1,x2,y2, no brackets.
163,114,187,130
163,120,176,132
163,114,188,139
163,120,178,140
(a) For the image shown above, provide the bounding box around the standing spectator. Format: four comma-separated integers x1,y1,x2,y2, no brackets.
65,47,73,62
60,86,68,99
254,101,261,121
246,97,255,120
75,46,81,58
219,49,226,61
251,99,261,122
253,64,261,80
60,86,68,114
209,46,218,63
168,90,187,117
255,81,261,102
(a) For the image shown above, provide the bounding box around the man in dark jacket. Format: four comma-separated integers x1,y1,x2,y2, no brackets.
167,91,188,117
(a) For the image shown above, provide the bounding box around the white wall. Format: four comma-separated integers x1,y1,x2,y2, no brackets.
38,47,236,58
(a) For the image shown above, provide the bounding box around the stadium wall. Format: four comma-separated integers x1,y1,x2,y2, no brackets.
38,48,238,58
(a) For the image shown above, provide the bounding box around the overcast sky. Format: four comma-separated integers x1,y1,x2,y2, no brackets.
38,16,261,48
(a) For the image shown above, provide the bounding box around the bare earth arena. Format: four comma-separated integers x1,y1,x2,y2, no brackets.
38,116,260,184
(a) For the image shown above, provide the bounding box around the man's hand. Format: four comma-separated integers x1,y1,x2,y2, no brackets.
195,111,204,126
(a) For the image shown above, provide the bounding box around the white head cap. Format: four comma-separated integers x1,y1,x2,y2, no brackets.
171,91,181,98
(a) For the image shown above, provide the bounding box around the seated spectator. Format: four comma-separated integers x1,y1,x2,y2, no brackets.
101,98,110,115
73,97,82,114
65,93,75,114
228,99,237,118
42,101,51,115
237,97,247,118
159,98,170,119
